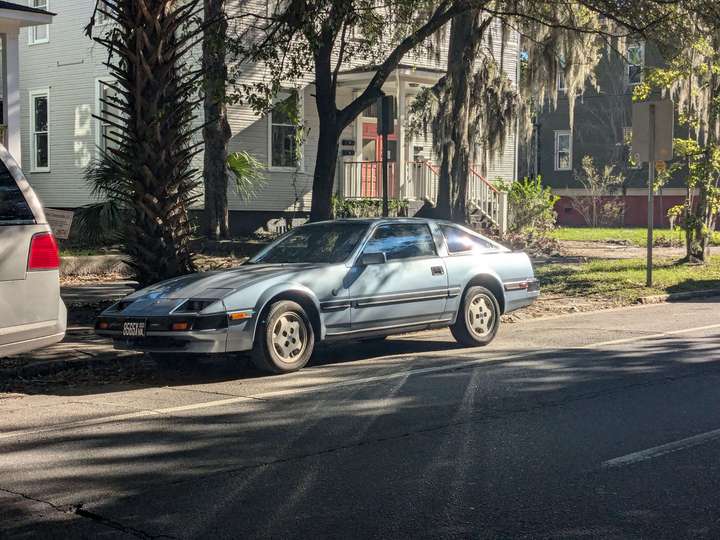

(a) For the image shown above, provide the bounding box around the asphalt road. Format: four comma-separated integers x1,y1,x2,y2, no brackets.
3,299,720,539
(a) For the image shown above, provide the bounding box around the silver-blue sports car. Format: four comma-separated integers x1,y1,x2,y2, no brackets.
96,218,539,373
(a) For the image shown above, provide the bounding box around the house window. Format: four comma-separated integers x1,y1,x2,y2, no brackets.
30,90,50,172
96,79,120,155
554,130,572,171
623,127,641,169
95,0,111,24
626,41,645,86
269,90,302,169
557,57,567,94
28,0,50,45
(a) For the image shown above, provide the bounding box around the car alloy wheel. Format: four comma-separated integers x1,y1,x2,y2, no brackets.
466,293,495,338
271,312,308,363
252,300,315,374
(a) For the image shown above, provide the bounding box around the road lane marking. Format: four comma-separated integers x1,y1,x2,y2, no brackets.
602,427,720,469
580,323,720,349
3,321,720,441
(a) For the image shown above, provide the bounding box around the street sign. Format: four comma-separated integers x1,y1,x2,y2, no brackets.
44,208,74,239
632,99,674,162
632,99,674,288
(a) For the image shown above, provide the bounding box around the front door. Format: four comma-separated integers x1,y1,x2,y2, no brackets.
348,223,449,332
361,122,397,198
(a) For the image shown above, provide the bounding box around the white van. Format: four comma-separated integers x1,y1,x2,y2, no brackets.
0,146,66,356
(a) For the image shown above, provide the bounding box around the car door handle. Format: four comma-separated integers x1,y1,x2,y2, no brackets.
431,266,445,276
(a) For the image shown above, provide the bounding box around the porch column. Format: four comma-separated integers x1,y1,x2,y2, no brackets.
2,28,21,164
396,74,406,200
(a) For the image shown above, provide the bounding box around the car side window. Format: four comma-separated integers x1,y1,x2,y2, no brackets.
363,224,437,261
0,161,35,225
440,225,495,254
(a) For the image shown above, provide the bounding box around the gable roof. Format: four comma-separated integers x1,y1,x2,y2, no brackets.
0,1,55,16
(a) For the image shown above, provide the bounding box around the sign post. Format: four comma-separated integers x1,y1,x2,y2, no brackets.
377,94,394,217
632,98,674,288
647,104,656,287
43,208,74,240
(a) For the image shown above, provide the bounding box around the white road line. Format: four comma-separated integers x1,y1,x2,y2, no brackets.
3,321,720,441
602,428,720,469
580,323,720,349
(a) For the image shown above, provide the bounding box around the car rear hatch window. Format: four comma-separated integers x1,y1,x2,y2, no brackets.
0,160,35,225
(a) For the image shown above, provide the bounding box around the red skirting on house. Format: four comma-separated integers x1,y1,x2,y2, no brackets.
555,195,687,227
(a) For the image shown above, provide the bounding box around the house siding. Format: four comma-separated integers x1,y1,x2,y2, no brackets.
19,2,519,215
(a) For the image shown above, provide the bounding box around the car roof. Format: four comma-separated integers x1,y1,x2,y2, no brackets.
310,217,445,226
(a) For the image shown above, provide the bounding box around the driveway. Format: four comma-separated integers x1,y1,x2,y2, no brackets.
2,299,720,538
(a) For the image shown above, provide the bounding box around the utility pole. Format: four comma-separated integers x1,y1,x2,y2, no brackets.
647,103,656,287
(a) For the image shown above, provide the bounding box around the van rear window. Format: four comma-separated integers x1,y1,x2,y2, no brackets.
0,161,35,225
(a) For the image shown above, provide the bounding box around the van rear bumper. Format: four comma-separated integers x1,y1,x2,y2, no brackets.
0,301,67,357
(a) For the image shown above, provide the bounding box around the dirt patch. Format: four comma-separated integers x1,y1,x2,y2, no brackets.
559,240,720,260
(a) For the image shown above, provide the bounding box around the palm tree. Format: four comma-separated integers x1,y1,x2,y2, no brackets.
85,0,202,286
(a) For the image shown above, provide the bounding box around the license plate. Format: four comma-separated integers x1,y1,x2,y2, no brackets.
122,320,146,338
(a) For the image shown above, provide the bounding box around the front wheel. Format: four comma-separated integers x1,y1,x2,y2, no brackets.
252,300,315,374
450,286,500,347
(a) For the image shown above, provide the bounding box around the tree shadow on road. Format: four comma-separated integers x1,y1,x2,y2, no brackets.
3,332,720,538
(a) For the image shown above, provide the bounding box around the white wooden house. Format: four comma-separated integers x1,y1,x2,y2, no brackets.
17,1,519,234
0,1,52,162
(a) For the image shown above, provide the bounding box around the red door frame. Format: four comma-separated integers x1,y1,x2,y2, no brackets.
361,122,397,198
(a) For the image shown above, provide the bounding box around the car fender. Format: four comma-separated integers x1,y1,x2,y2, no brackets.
453,264,507,319
252,282,324,341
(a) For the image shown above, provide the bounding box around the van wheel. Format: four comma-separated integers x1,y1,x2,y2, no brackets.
252,300,315,374
450,286,500,347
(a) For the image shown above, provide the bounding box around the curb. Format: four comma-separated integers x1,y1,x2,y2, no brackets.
637,288,720,305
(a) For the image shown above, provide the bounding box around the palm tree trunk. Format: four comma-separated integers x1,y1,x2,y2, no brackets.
202,0,231,240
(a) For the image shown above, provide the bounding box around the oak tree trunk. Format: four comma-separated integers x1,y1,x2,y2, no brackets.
436,10,478,223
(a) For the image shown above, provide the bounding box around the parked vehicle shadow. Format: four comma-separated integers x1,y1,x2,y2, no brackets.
1,333,466,397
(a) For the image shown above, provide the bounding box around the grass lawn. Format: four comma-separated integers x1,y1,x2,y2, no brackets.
536,257,720,303
550,227,720,247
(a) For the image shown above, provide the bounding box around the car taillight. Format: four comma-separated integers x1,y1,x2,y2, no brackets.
28,232,60,271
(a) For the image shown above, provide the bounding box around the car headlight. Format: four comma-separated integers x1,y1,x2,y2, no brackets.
176,299,217,313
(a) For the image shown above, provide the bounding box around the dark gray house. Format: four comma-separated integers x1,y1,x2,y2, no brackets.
523,39,686,227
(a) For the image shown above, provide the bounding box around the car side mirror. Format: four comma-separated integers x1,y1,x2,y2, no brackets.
359,252,387,266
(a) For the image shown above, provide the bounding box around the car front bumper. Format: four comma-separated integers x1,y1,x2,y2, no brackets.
95,313,257,354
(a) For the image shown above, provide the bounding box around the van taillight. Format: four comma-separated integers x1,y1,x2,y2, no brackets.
28,232,60,271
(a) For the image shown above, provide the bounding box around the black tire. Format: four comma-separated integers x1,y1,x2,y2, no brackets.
450,285,501,347
146,352,196,369
252,300,315,374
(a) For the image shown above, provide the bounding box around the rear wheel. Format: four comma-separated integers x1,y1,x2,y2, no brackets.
450,286,500,347
252,300,315,374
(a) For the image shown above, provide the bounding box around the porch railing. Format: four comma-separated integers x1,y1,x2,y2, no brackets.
339,159,507,234
340,161,398,199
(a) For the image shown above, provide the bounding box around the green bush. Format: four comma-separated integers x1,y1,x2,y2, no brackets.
499,176,559,233
332,197,409,218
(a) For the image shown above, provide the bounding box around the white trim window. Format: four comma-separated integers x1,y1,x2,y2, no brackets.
554,130,572,171
626,40,645,86
96,79,120,156
30,89,50,172
28,0,50,45
269,90,302,170
557,57,567,94
95,0,111,25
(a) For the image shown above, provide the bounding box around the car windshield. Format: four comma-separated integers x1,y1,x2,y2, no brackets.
251,222,369,264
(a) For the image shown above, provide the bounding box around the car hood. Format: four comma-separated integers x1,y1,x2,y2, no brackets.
128,263,328,301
